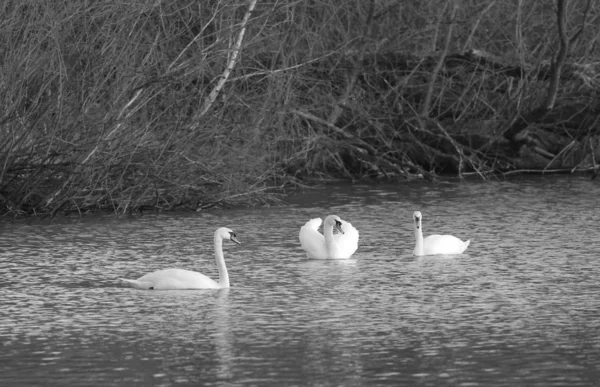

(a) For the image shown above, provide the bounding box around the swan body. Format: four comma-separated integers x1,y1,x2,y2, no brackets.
299,215,359,259
120,227,240,290
413,211,469,256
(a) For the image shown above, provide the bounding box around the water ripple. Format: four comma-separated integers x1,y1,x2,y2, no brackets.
1,176,600,386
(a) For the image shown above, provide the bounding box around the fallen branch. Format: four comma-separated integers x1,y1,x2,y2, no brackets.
543,139,575,171
435,122,486,179
290,108,372,154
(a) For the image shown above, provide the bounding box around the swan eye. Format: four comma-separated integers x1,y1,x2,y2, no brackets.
228,232,241,244
335,220,342,227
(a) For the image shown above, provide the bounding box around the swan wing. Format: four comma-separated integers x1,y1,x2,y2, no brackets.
332,219,359,258
422,235,469,255
122,268,219,290
299,218,328,258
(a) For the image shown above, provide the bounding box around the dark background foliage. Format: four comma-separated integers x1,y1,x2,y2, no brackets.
1,0,598,215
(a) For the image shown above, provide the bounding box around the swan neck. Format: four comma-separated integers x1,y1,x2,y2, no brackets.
324,221,337,247
214,233,230,288
414,224,424,255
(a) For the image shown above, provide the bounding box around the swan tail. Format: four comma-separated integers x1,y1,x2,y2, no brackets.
462,239,471,252
120,278,155,289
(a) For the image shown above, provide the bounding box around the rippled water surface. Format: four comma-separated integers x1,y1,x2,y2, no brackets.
1,176,600,386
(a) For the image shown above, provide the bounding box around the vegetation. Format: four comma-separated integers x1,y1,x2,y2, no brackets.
1,0,599,216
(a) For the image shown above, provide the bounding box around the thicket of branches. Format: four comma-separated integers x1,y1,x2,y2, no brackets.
1,0,599,216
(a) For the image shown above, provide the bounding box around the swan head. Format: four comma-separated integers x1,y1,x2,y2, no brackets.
324,215,345,234
216,227,241,244
413,211,422,230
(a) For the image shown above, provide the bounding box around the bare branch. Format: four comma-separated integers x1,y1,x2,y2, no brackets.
421,1,457,117
544,0,569,110
196,0,258,119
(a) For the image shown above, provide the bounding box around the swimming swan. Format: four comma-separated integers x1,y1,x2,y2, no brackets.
413,211,469,256
299,215,359,259
120,227,240,290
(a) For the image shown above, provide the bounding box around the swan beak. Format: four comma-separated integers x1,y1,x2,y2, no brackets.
230,233,241,244
414,216,421,229
334,220,345,234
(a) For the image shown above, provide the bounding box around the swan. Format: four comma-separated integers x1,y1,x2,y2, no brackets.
413,211,470,256
299,215,359,259
120,227,240,290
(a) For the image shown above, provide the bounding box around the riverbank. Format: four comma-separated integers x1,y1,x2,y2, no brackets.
1,1,598,217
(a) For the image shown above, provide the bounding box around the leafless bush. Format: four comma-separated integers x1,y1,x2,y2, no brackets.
1,0,599,215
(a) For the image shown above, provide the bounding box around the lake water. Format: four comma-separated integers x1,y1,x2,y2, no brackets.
1,176,599,386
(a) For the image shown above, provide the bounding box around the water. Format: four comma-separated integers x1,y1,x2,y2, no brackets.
1,176,599,386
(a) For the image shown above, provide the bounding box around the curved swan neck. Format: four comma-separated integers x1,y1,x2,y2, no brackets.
323,220,341,258
214,232,230,288
324,221,336,246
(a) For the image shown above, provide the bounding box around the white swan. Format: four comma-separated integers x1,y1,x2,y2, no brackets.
413,211,469,256
120,227,240,290
299,215,359,259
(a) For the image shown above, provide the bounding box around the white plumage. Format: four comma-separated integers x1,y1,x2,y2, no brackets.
120,227,240,290
413,211,469,256
299,215,359,259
